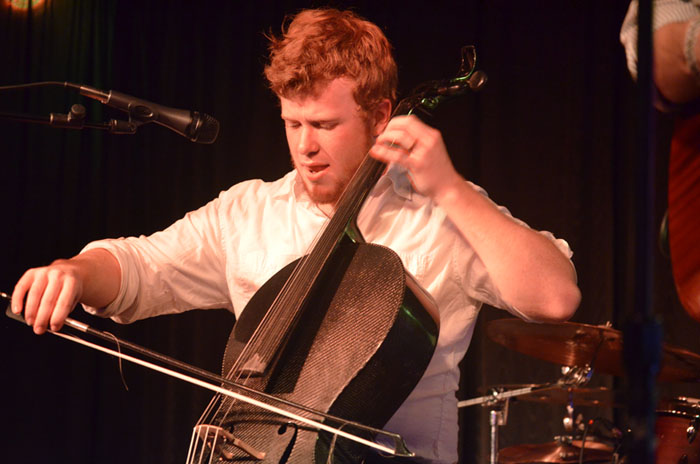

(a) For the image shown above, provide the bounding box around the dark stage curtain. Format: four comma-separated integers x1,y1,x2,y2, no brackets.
1,1,697,463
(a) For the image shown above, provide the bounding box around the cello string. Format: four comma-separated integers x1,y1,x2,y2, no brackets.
189,423,214,464
206,427,220,464
221,160,359,375
231,151,383,369
192,393,225,456
199,226,346,434
218,152,381,382
187,200,362,451
233,135,395,385
209,225,332,426
185,427,197,464
248,148,383,361
223,214,332,373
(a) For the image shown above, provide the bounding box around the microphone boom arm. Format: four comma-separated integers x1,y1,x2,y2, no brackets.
0,81,218,142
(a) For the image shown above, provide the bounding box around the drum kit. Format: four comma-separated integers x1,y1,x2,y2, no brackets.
459,318,700,464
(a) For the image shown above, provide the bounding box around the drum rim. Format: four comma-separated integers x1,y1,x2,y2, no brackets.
657,396,700,418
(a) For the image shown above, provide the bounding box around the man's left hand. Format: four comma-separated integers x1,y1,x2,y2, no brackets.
369,114,463,204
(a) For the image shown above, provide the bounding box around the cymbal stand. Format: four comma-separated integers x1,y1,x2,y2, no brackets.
459,383,539,464
459,365,594,463
485,388,510,464
556,366,590,449
459,383,570,464
459,386,519,463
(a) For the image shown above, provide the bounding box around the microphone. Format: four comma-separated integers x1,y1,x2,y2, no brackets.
75,84,219,143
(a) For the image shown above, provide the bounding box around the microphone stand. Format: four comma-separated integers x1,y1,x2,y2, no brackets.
1,81,219,143
0,103,139,134
624,0,662,462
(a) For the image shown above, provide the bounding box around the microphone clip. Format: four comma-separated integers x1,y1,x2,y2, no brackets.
49,102,138,135
49,104,87,129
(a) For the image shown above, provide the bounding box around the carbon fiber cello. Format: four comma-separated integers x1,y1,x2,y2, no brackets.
186,46,486,464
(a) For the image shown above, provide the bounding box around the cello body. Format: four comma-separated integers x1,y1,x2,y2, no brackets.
197,233,437,463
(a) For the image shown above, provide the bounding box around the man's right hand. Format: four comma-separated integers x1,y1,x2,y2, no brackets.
12,259,85,335
11,248,121,334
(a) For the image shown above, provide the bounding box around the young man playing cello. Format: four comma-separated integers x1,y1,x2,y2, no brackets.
11,8,580,463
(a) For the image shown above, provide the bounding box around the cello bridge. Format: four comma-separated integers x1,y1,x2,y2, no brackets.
193,424,266,461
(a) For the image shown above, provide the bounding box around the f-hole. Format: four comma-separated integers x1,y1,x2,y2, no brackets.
277,422,299,464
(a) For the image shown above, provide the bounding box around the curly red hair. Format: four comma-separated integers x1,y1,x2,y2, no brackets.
264,8,397,113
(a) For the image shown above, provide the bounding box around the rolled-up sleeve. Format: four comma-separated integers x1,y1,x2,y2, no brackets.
81,196,232,323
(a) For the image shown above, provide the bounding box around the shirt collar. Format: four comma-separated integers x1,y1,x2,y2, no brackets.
270,170,301,201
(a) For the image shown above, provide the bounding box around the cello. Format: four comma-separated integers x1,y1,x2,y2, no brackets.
184,46,486,463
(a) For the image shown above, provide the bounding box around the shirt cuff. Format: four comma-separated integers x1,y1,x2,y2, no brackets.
79,239,130,321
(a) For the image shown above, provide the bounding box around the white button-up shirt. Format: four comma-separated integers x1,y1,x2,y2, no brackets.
83,165,573,463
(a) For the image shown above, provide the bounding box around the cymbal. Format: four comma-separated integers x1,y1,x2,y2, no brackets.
487,318,700,383
498,441,613,463
483,384,622,408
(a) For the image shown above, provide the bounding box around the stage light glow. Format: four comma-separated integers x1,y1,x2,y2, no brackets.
6,0,45,11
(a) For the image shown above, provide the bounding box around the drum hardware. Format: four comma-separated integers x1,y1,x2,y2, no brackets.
457,385,513,464
500,384,622,409
560,365,594,388
458,365,598,410
479,319,700,462
459,322,629,463
562,401,584,435
488,391,510,464
459,369,617,464
577,417,628,464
